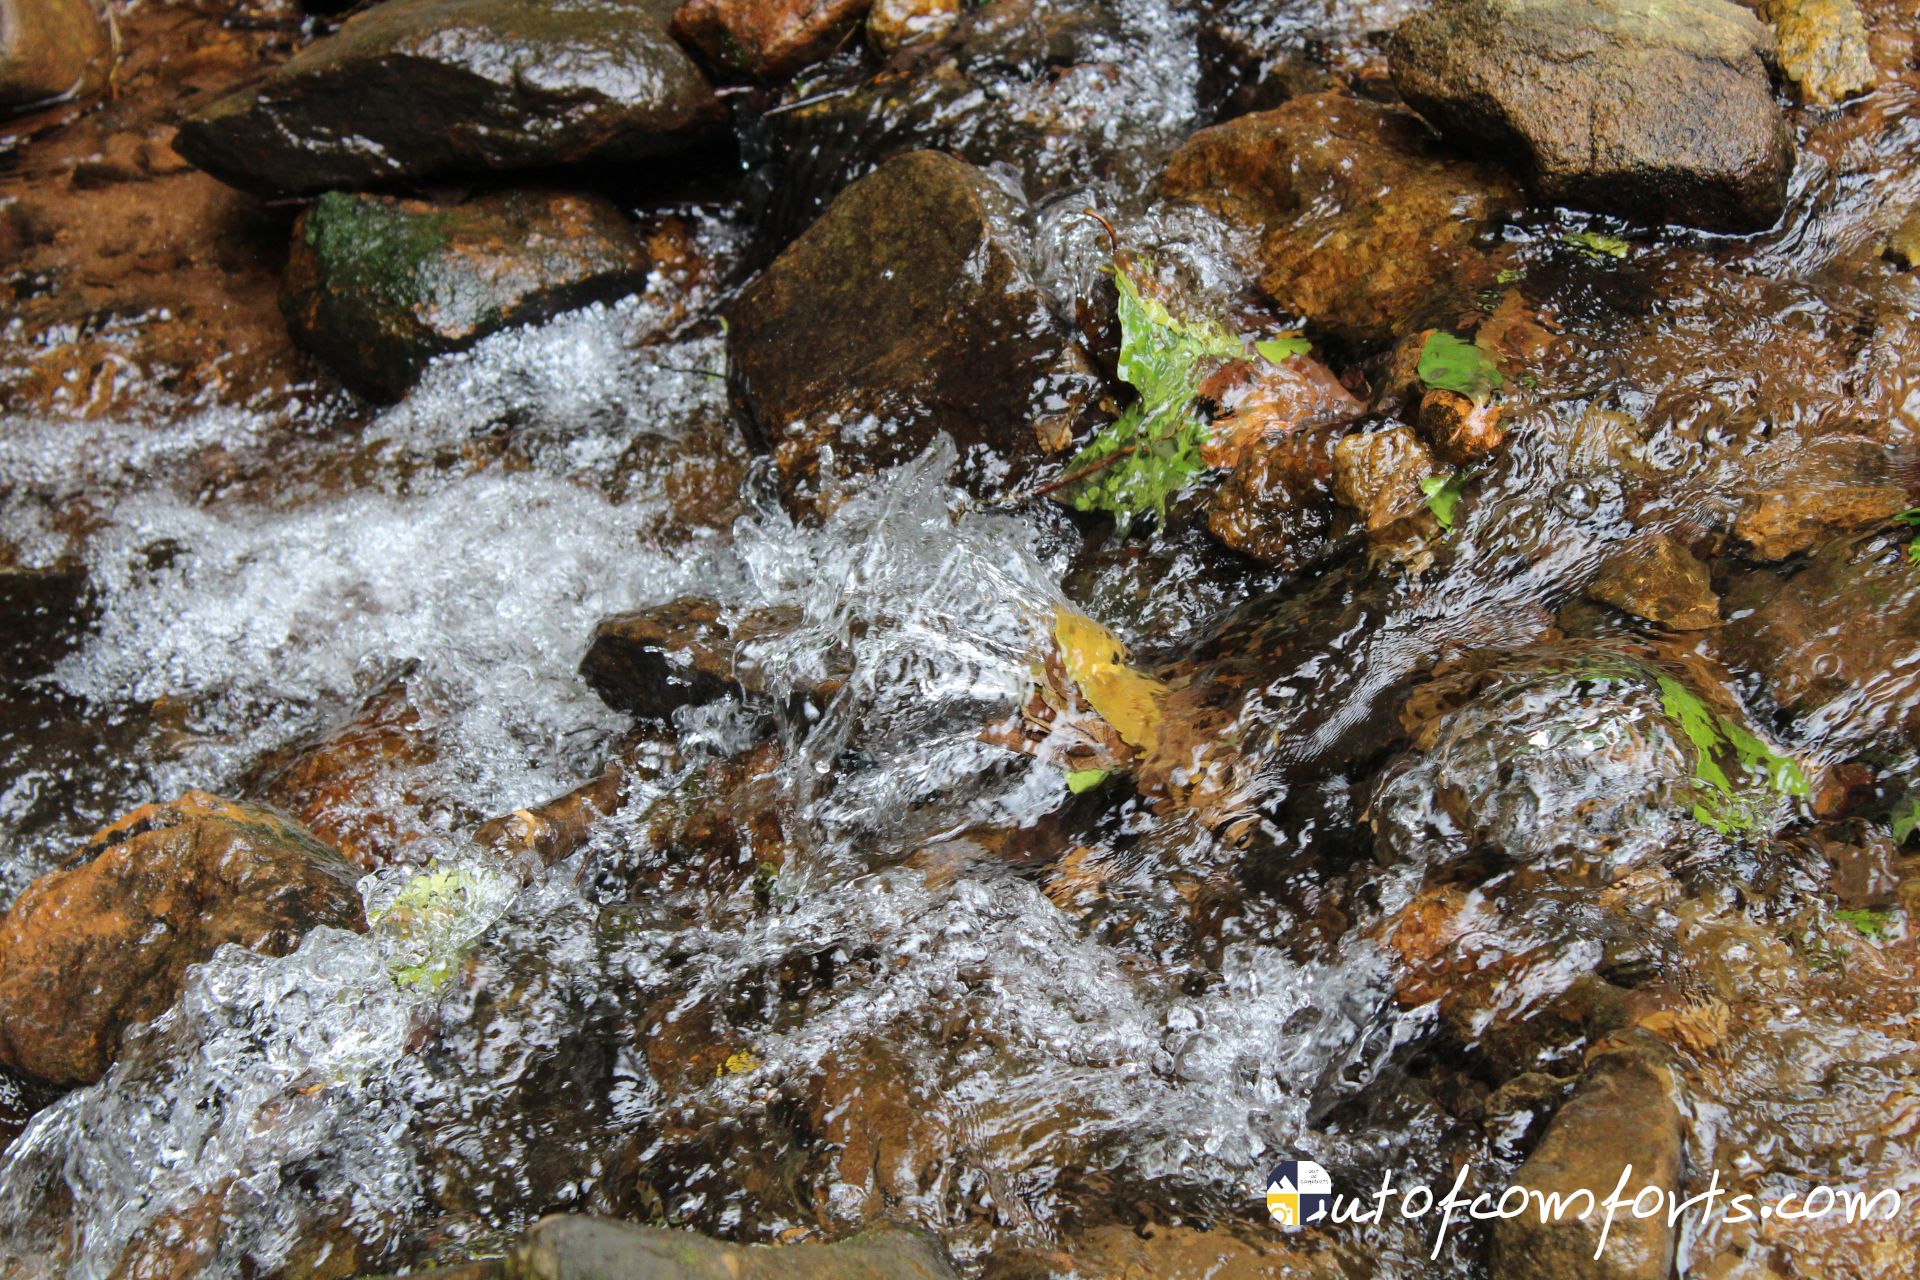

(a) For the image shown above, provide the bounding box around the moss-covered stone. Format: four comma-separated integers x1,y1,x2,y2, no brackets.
282,189,657,400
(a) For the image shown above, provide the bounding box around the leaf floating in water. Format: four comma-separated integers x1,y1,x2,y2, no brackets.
1420,472,1468,532
716,1049,761,1078
1416,332,1504,405
1065,767,1111,793
1060,258,1246,529
1655,674,1809,835
1052,605,1168,754
1563,229,1631,260
1254,334,1312,363
1835,907,1896,942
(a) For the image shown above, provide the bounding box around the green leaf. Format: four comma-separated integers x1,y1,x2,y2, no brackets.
370,861,515,991
1255,335,1311,363
1835,907,1895,941
1066,767,1111,793
1061,263,1248,529
1495,267,1526,284
1420,472,1467,532
1655,674,1808,835
1416,333,1504,404
1563,230,1630,260
1891,794,1920,843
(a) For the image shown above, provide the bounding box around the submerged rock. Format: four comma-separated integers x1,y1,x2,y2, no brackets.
0,555,92,681
1389,0,1794,233
172,0,721,197
282,190,662,401
580,596,835,719
728,150,1095,516
0,0,111,111
0,791,364,1084
672,0,871,80
1491,1039,1684,1280
1197,0,1420,116
1585,534,1720,631
1160,93,1522,348
866,0,962,55
1764,0,1874,105
1331,425,1437,536
506,1216,960,1279
1729,436,1910,562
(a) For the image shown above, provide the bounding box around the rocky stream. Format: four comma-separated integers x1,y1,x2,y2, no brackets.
2,0,1920,1276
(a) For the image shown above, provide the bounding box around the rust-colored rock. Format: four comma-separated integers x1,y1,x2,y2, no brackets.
1585,533,1720,631
1332,425,1436,534
1735,476,1910,562
0,791,365,1085
0,0,111,111
1206,425,1343,569
1160,93,1521,347
1416,387,1504,465
672,0,872,80
1766,0,1875,104
865,0,960,55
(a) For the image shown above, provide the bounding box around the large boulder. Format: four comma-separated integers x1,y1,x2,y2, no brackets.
1388,0,1794,233
1160,93,1522,348
0,791,365,1085
727,150,1096,516
172,0,722,198
0,0,111,110
672,0,872,80
282,189,663,401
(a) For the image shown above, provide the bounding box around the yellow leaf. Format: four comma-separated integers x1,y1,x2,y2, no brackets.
1052,606,1168,753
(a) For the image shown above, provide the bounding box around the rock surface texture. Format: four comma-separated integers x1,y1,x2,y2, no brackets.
0,792,365,1085
1389,0,1795,232
672,0,873,80
728,150,1094,516
282,189,660,400
173,0,722,197
0,0,111,110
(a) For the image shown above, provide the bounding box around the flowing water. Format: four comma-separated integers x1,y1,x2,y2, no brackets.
4,0,1920,1276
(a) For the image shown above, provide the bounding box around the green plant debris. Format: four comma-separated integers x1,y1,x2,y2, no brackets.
1255,334,1311,362
1895,509,1920,564
1495,267,1527,284
1654,674,1810,835
1416,333,1504,405
1061,260,1247,529
1892,794,1920,843
1420,472,1468,532
1066,767,1111,794
1563,229,1631,260
1835,907,1896,941
369,862,513,991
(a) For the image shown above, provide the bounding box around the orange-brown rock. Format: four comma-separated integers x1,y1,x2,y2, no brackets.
1331,425,1436,535
865,0,960,54
1416,387,1504,465
673,0,872,80
1585,533,1720,631
0,0,111,111
1161,93,1521,347
0,791,365,1085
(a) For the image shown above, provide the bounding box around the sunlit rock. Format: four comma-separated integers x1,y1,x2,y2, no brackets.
1389,0,1794,232
0,791,364,1084
672,0,872,80
0,0,110,111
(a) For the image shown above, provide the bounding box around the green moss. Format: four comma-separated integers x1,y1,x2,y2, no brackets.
303,192,457,309
1835,907,1895,941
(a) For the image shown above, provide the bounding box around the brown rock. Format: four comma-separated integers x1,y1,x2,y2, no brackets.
805,1043,950,1213
865,0,960,55
1160,93,1522,347
1206,425,1343,569
984,1223,1338,1280
672,0,871,80
1492,1040,1684,1280
282,190,666,402
0,0,111,111
1332,426,1437,534
1585,534,1720,631
0,791,365,1084
507,1216,960,1280
1765,0,1875,104
579,597,834,720
1735,478,1910,562
728,150,1096,517
1417,387,1504,465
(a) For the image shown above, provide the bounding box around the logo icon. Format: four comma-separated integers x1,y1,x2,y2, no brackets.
1266,1159,1333,1229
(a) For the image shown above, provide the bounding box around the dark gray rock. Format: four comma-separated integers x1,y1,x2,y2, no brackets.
172,0,722,198
1389,0,1794,233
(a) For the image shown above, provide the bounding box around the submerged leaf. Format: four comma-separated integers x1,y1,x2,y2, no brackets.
1835,907,1895,941
1655,674,1808,835
1416,333,1504,404
1563,229,1631,260
1052,606,1168,753
1420,472,1467,532
1066,767,1111,793
1255,334,1312,363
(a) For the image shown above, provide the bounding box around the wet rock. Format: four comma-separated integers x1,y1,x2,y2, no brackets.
983,1223,1337,1280
0,791,364,1084
672,0,871,80
1160,93,1522,347
0,0,111,110
1206,425,1342,569
507,1216,961,1279
172,0,722,198
1731,437,1909,561
1389,0,1794,233
282,190,662,401
1887,208,1920,269
804,1043,951,1215
1197,0,1421,116
727,150,1095,516
1491,1039,1684,1280
474,736,680,866
0,555,92,681
1416,388,1504,466
580,597,836,719
1331,425,1437,535
866,0,961,55
1765,0,1875,105
1719,533,1920,753
1585,533,1720,631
